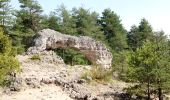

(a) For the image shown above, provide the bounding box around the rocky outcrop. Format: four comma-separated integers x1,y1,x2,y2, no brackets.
34,50,64,65
2,54,129,100
27,29,112,68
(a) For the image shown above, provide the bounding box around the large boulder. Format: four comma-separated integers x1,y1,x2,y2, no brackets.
27,29,112,68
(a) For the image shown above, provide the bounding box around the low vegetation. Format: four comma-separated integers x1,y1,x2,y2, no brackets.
81,65,113,83
30,54,41,60
0,27,20,86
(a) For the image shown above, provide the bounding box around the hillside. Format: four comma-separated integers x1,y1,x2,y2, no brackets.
1,0,170,99
0,51,129,100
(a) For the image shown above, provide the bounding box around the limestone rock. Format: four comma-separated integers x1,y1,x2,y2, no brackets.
1,54,130,100
27,29,112,68
25,78,40,88
8,76,23,91
37,50,64,64
4,72,23,92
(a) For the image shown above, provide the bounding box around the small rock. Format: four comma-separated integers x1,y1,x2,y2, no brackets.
41,78,53,84
77,79,86,84
8,76,23,91
25,78,40,88
3,88,11,95
86,76,92,81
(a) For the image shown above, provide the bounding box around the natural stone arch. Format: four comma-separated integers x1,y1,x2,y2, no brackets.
27,29,113,68
54,48,92,65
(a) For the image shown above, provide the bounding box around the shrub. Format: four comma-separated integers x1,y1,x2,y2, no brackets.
30,54,41,60
81,65,113,83
0,29,20,86
124,84,146,98
0,31,12,55
111,50,131,80
0,55,20,85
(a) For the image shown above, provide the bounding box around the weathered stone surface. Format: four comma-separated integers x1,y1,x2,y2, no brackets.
36,50,65,64
8,75,23,91
27,29,112,68
25,78,40,88
1,55,130,100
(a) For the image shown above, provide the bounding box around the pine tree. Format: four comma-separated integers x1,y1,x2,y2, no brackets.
127,18,153,50
11,0,43,52
55,5,76,35
15,0,43,33
100,8,127,51
0,0,13,32
47,12,60,31
127,33,170,99
72,7,104,41
41,12,60,31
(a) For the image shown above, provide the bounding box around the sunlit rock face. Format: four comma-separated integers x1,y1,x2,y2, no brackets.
27,29,112,68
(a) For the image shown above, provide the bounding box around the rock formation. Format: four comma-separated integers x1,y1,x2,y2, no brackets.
27,29,112,68
1,54,130,100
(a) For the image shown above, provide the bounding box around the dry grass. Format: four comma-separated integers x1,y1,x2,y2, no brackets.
81,65,113,83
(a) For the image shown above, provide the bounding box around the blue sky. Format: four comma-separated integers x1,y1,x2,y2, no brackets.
11,0,170,35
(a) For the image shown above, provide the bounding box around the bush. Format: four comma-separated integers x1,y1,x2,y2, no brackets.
30,54,41,60
16,46,25,54
111,50,132,80
124,84,146,98
0,31,12,55
55,48,91,65
0,29,20,86
0,55,20,85
81,65,112,83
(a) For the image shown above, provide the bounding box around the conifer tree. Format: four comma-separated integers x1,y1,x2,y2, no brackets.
72,7,104,40
127,18,153,50
0,0,13,32
55,5,76,35
128,33,170,99
14,0,43,33
100,9,127,51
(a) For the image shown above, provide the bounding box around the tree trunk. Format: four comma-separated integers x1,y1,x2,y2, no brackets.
147,78,150,100
158,87,163,100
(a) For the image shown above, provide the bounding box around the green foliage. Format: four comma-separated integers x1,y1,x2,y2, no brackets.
55,48,91,65
0,55,20,85
0,29,20,86
16,0,43,32
0,30,12,55
47,13,60,31
0,27,18,56
0,0,14,29
9,29,31,54
41,12,60,31
126,35,170,98
2,1,170,97
81,65,112,82
112,50,131,79
10,0,43,53
55,5,105,41
99,8,127,51
72,7,104,40
127,19,153,51
55,5,76,35
30,54,41,60
125,84,146,98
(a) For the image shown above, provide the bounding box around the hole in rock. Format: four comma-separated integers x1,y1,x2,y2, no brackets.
54,48,91,66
